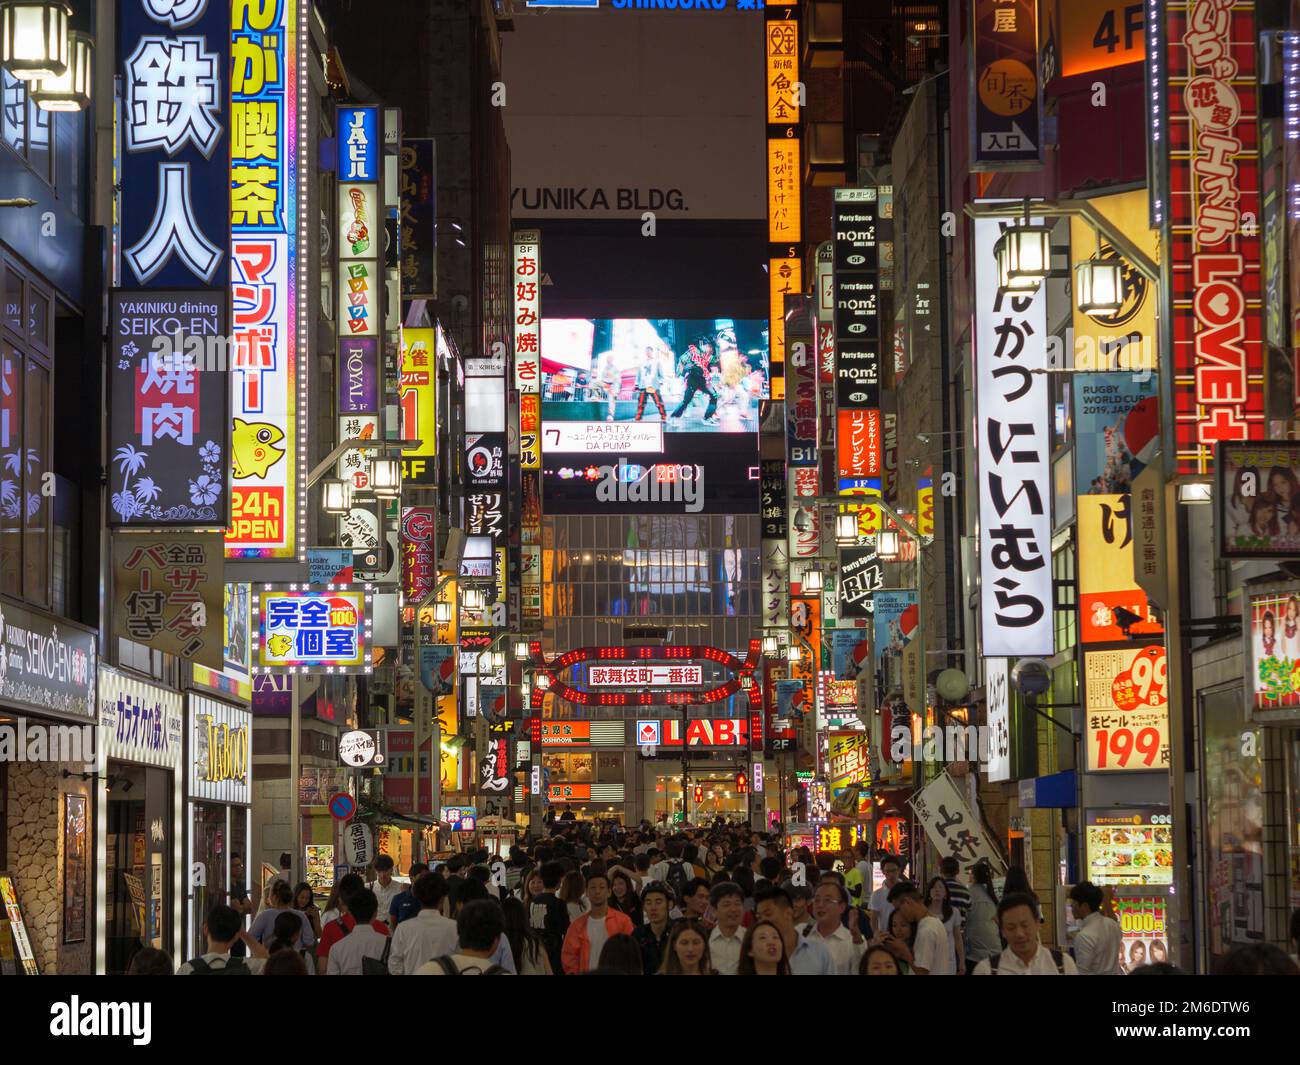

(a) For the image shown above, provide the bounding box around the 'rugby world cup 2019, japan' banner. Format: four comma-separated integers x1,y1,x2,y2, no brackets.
226,0,305,558
973,209,1053,656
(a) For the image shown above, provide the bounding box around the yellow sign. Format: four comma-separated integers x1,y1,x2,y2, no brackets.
400,328,437,482
1077,494,1162,644
1069,189,1158,371
765,20,800,124
769,255,801,401
1059,0,1145,78
197,715,249,784
767,139,801,244
917,482,935,536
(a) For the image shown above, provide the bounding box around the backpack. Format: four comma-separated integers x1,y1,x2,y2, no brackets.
361,935,393,976
988,948,1065,975
430,954,508,976
664,861,689,892
187,956,251,975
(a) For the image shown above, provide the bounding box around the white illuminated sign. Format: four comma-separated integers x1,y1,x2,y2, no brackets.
542,421,664,453
589,665,703,687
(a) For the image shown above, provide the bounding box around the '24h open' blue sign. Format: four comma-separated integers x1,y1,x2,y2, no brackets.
119,0,231,289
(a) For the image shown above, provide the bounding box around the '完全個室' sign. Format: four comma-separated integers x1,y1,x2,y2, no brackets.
252,587,372,674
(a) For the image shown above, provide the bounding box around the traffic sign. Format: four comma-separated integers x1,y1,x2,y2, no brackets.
328,792,356,821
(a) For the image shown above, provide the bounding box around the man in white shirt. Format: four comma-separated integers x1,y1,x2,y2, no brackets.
867,855,903,937
326,889,391,975
803,880,865,975
389,873,459,975
707,882,747,975
176,904,266,974
416,900,513,975
973,893,1079,975
1068,881,1122,975
367,855,404,919
887,882,954,975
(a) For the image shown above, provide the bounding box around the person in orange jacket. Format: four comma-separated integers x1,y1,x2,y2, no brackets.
561,870,634,973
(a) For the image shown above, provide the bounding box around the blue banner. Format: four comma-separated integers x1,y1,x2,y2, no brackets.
338,105,379,182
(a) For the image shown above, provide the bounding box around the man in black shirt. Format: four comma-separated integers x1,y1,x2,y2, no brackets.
633,883,673,975
528,860,570,974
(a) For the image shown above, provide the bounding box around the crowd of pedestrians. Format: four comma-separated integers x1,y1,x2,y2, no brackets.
129,821,1300,976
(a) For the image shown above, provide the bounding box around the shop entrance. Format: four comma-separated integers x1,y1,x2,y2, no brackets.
104,766,171,974
654,767,750,826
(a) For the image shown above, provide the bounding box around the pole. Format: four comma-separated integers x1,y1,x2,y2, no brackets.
289,672,301,882
912,541,926,885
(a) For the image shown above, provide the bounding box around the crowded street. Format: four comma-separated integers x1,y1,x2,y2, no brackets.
0,0,1296,1043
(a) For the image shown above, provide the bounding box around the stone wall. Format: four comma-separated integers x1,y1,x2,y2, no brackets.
5,757,92,974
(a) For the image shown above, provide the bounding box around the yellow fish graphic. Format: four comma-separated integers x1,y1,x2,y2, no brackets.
231,418,286,479
265,633,293,659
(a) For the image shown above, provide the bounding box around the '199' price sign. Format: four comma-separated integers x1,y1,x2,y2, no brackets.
1086,646,1170,772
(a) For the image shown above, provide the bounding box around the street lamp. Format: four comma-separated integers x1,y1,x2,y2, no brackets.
432,601,452,624
369,456,402,499
876,529,901,561
535,673,551,691
787,644,802,664
29,25,87,110
0,1,69,81
802,568,823,594
321,477,352,516
762,634,781,657
490,650,506,670
1177,482,1212,505
462,586,485,610
994,219,1052,292
835,512,858,545
1074,246,1124,316
513,639,531,662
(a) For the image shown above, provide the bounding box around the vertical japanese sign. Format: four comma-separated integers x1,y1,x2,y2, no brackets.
113,533,225,669
973,210,1053,656
120,0,230,288
399,138,436,299
765,7,801,400
513,230,541,394
227,0,303,559
515,229,542,628
337,338,378,413
971,0,1043,169
399,328,437,484
109,293,230,526
400,507,437,607
761,459,787,540
786,311,817,466
1077,494,1162,643
833,188,881,410
836,408,882,484
1161,0,1264,476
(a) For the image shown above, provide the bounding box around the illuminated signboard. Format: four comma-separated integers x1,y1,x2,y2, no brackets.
540,721,590,746
513,230,541,394
399,328,437,483
589,665,703,687
338,106,379,182
1158,0,1264,476
120,1,229,288
1084,646,1170,772
112,533,225,670
252,587,372,674
1059,0,1146,78
765,4,800,402
1077,494,1163,643
973,208,1052,656
769,257,801,400
647,718,751,748
1113,894,1170,973
440,807,477,832
970,0,1042,169
1218,443,1300,559
109,293,230,527
540,318,768,435
836,408,882,483
828,731,871,819
227,0,304,559
1246,587,1300,721
548,783,591,802
543,421,664,454
1085,808,1173,886
530,641,763,710
521,392,541,469
188,696,252,805
765,18,799,124
400,507,437,606
833,188,881,412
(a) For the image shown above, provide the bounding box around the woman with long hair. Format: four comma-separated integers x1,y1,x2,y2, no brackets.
736,919,789,975
596,933,644,975
658,919,713,975
559,869,590,922
293,882,322,944
500,895,552,975
518,866,543,908
609,869,642,925
925,876,965,975
705,841,726,877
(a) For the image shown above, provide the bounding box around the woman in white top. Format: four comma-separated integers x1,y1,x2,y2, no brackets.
925,876,965,976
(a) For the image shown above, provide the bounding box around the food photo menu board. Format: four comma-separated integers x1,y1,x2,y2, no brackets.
1085,808,1174,886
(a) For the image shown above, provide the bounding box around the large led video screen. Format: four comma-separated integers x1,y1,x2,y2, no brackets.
540,318,769,444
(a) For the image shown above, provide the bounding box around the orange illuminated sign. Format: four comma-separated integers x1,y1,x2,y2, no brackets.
767,139,801,244
769,255,802,401
1059,0,1145,78
765,20,799,123
541,721,591,746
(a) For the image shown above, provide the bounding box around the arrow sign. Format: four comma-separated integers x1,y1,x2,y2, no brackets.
328,792,357,821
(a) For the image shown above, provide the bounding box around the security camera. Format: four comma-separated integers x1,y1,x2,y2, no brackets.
1011,658,1052,698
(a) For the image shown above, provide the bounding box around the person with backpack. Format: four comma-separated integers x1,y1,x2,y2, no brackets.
415,900,513,976
662,845,693,898
972,893,1079,975
314,873,366,975
177,904,268,974
325,889,391,975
